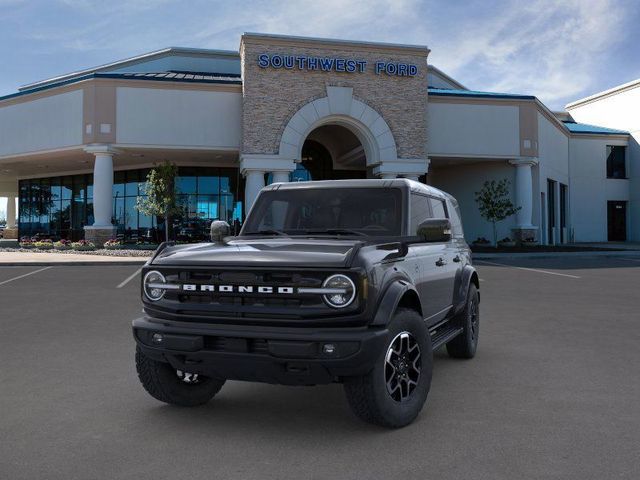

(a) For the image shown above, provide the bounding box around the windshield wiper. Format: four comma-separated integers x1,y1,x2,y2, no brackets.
243,229,288,236
301,228,367,237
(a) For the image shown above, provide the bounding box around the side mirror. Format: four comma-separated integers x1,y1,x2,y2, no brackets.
417,218,452,243
210,220,231,243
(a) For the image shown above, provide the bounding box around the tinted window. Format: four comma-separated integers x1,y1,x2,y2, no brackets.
446,197,464,238
243,187,403,236
410,193,432,235
606,146,626,179
430,197,447,219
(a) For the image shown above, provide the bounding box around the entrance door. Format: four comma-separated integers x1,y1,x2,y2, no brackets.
560,183,568,243
607,201,627,241
547,179,556,244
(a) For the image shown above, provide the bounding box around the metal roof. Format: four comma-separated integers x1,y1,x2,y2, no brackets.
19,47,240,92
0,71,242,103
562,121,629,135
428,87,535,100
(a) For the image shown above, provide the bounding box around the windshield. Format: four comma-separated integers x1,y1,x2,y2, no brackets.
242,187,403,237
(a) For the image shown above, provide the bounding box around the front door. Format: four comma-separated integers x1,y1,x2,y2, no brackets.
607,201,627,241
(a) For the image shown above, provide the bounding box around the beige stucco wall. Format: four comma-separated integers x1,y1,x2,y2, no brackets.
427,101,520,157
116,87,242,148
240,35,428,159
0,90,83,157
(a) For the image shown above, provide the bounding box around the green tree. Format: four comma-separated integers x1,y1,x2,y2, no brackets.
474,179,521,246
136,161,181,242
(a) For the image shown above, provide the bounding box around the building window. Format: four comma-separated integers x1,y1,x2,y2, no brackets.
18,166,243,242
606,146,626,179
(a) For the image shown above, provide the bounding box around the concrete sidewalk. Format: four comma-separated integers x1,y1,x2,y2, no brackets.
473,249,640,260
0,251,150,266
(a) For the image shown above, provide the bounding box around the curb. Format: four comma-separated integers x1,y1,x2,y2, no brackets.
473,251,640,260
0,260,148,266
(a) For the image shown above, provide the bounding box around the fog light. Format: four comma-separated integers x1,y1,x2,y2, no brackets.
323,343,336,354
152,333,164,344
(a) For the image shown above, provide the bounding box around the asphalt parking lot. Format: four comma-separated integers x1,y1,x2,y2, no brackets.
1,257,639,479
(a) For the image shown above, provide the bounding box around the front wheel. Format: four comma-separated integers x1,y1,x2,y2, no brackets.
135,346,225,406
343,308,433,428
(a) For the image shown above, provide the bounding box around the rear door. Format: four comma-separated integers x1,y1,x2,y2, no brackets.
426,196,458,318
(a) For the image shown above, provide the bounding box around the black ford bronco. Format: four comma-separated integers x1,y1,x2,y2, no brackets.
133,179,480,427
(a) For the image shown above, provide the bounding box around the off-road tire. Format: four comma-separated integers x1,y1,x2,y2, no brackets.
446,284,479,359
343,308,433,428
135,346,225,406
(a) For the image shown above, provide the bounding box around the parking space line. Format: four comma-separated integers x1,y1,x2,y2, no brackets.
476,260,581,279
0,266,53,286
117,268,142,289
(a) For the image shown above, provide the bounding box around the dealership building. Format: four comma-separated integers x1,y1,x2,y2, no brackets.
0,33,637,245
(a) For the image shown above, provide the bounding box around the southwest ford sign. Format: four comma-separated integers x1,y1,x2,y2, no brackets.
258,53,418,77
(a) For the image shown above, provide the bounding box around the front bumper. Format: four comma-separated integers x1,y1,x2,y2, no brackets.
132,316,389,385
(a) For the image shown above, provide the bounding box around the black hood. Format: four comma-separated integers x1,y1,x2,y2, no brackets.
150,238,364,268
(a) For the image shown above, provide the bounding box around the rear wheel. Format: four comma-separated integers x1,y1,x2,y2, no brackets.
343,308,433,428
446,284,479,359
135,346,225,406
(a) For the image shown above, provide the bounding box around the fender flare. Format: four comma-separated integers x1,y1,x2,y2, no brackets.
371,280,421,326
454,265,480,311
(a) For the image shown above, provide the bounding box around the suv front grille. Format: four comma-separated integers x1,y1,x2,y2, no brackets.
145,268,362,324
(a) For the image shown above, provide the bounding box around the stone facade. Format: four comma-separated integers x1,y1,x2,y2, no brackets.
240,34,429,160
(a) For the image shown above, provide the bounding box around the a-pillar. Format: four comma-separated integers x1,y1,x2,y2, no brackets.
509,158,539,242
84,145,118,246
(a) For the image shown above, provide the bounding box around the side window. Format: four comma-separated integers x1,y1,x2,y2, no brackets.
410,193,432,235
446,197,464,238
429,197,448,219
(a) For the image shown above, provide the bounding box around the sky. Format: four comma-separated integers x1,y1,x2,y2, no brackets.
0,0,639,216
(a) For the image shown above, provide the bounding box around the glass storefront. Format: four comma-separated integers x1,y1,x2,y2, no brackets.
19,167,243,241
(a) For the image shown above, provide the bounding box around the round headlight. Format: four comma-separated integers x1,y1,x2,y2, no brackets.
322,274,356,308
143,270,166,302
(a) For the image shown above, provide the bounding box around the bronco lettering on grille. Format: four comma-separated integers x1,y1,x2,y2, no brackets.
181,284,295,294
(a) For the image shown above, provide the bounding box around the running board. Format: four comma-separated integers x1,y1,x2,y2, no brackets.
430,325,464,350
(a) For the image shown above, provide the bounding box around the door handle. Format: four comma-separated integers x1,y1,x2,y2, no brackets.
453,255,461,263
435,257,446,267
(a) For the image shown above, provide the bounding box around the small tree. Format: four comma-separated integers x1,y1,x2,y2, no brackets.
136,161,181,242
474,179,521,246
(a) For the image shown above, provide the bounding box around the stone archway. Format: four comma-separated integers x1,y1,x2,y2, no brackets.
278,86,398,167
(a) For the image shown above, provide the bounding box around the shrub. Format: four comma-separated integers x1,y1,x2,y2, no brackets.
54,239,72,250
473,237,491,245
34,240,54,249
19,240,34,249
71,240,96,251
103,238,124,250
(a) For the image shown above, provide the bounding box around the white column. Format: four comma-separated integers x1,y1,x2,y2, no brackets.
509,158,538,228
91,152,115,227
6,195,16,228
271,171,290,184
244,170,265,212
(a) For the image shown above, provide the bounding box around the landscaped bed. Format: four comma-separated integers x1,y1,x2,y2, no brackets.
0,247,153,257
470,245,630,253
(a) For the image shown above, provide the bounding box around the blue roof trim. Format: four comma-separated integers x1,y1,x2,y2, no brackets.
0,72,242,102
562,121,628,135
428,87,535,100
